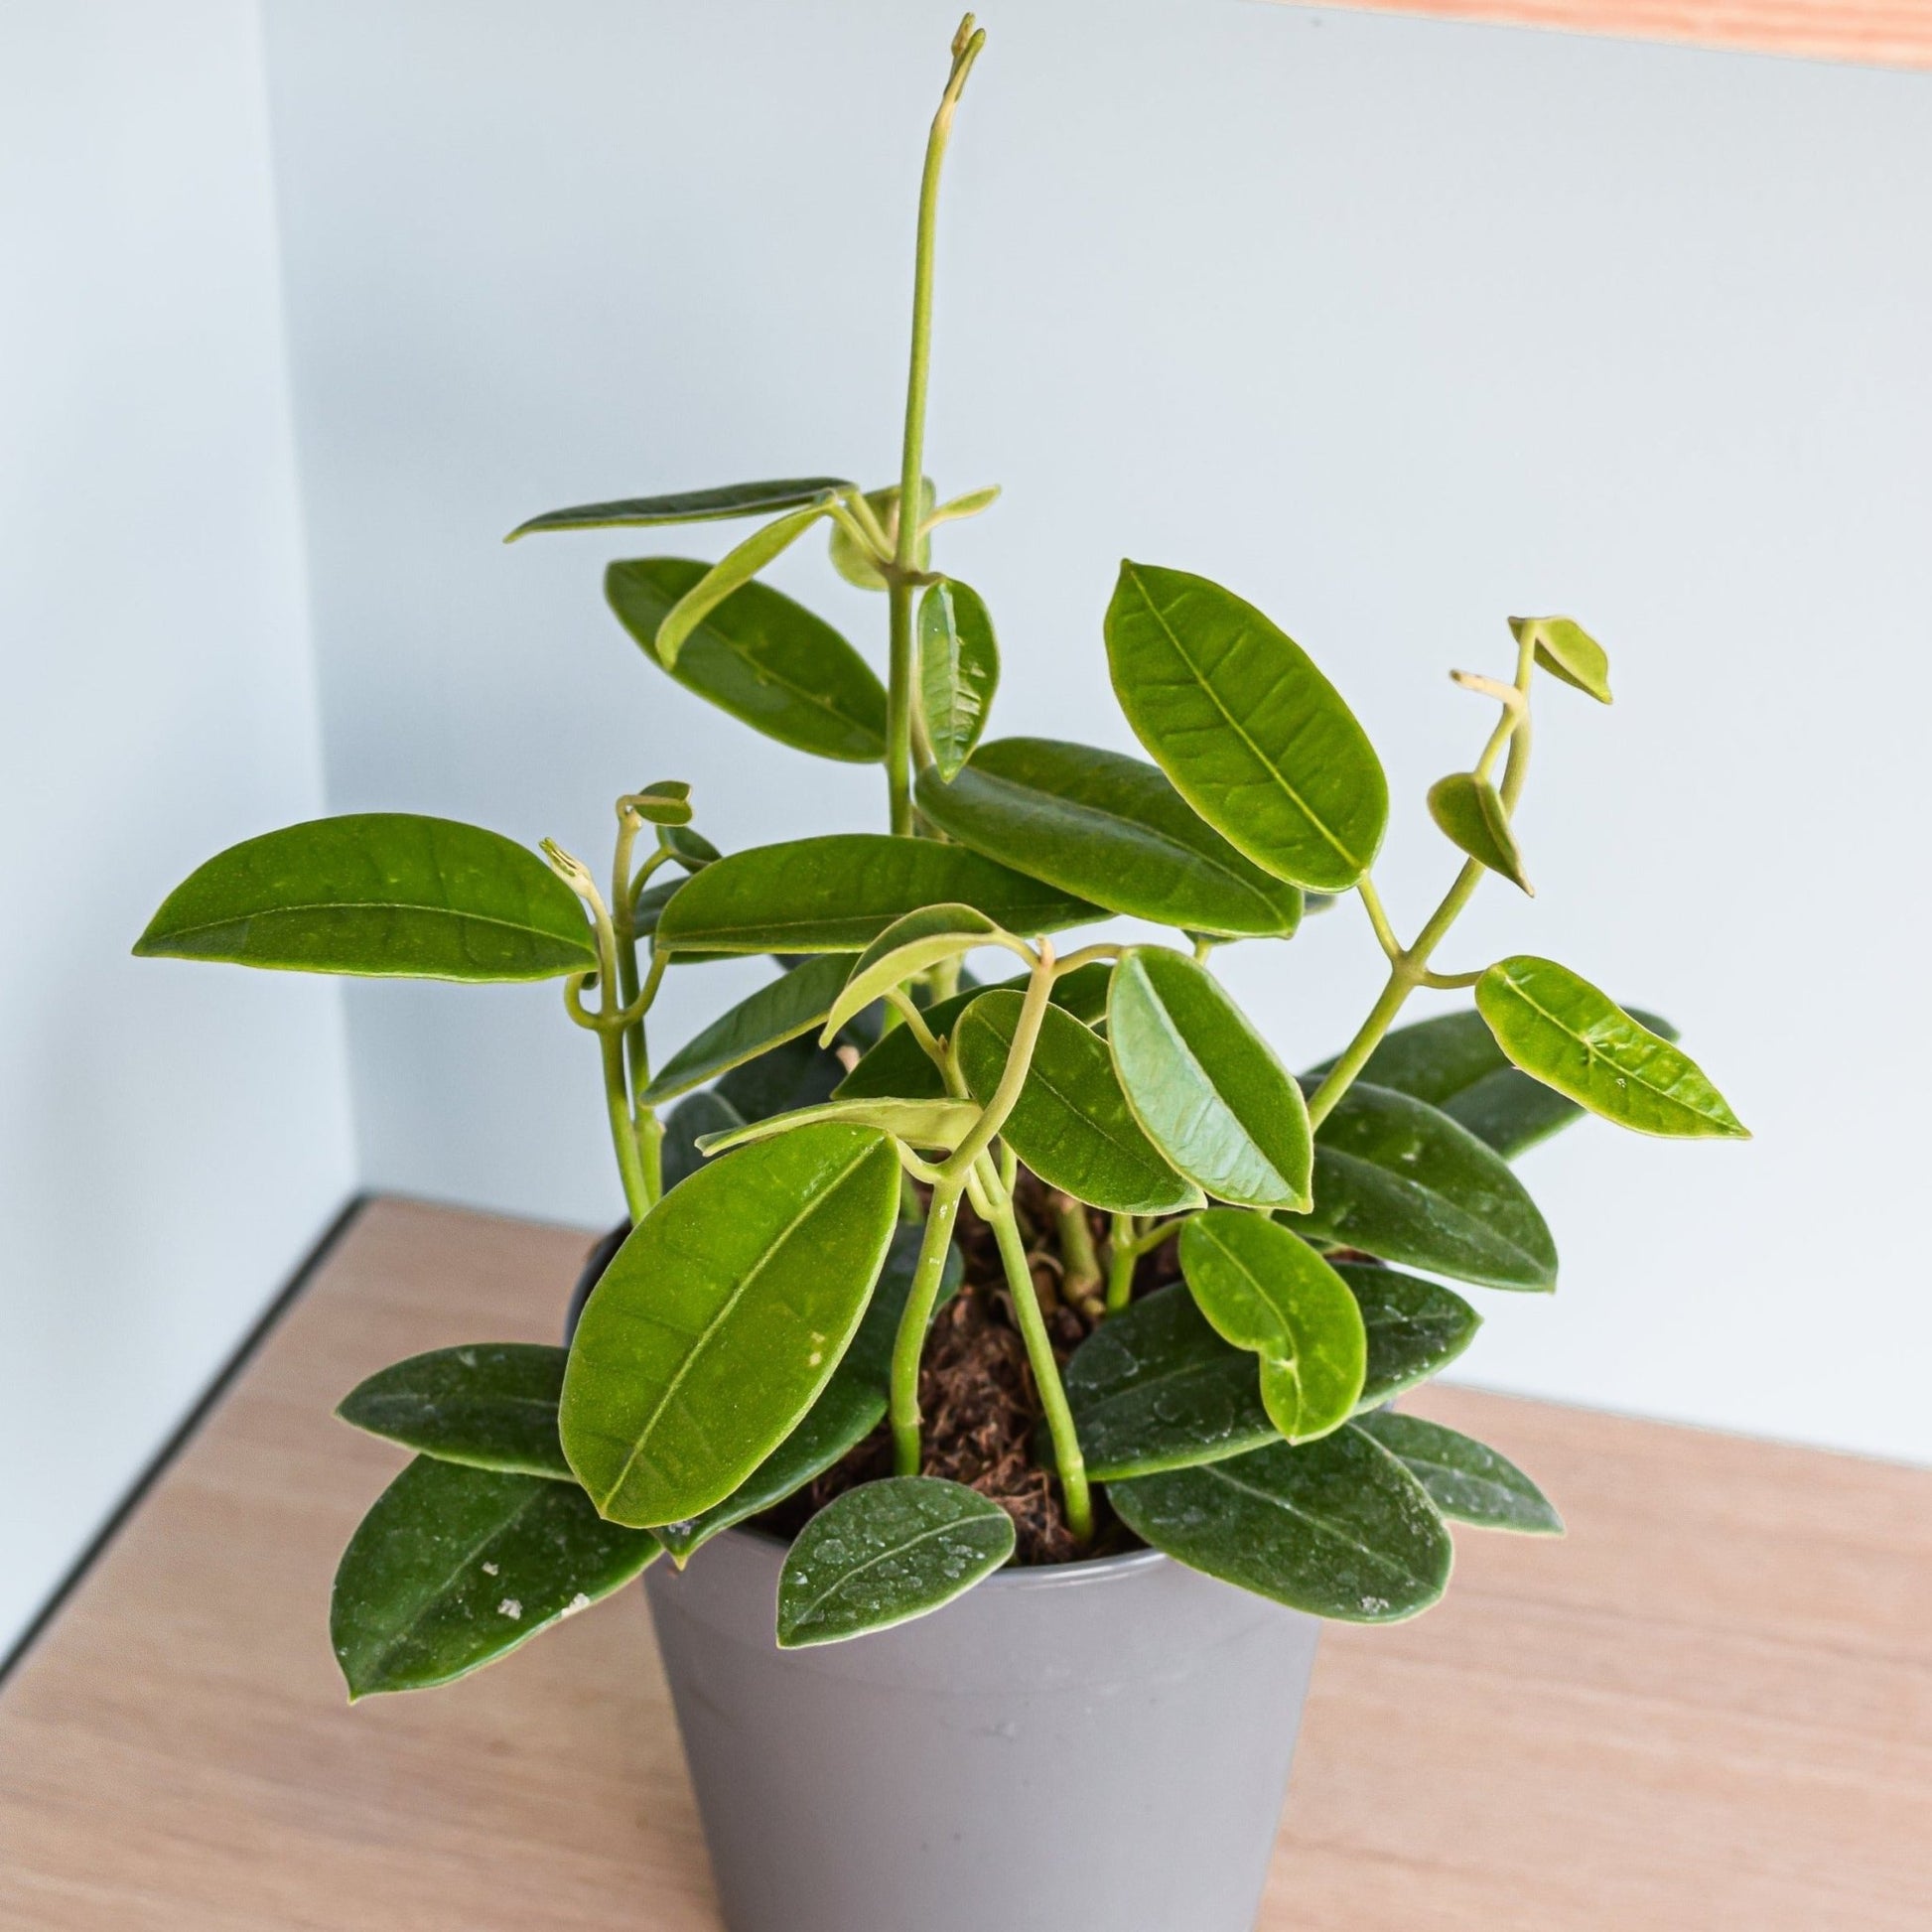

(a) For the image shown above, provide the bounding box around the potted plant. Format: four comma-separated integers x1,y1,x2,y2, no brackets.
136,18,1745,1932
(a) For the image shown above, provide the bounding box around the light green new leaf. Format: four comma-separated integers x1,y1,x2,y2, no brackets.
924,483,1001,531
1285,1082,1559,1291
337,1343,569,1480
1107,1426,1451,1622
1179,1210,1365,1444
828,481,932,589
1353,1410,1562,1534
1511,616,1611,704
1105,562,1388,893
607,559,887,763
1476,956,1747,1140
561,1123,900,1526
776,1476,1015,1647
1427,772,1532,895
955,991,1203,1215
330,1457,659,1698
915,738,1304,937
820,903,1009,1043
1109,949,1311,1209
640,953,859,1106
1340,1264,1481,1409
506,478,852,541
918,581,1001,780
655,834,1098,954
134,814,596,981
651,504,828,669
694,1095,980,1157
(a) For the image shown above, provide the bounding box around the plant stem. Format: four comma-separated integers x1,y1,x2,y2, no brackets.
890,1180,964,1473
941,939,1053,1181
1052,1193,1103,1310
887,578,915,834
1106,1213,1140,1312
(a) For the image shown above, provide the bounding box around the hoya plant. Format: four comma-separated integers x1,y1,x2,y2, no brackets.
137,17,1743,1693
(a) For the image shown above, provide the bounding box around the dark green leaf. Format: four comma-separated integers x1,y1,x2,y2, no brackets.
561,1124,901,1526
1353,1410,1563,1533
639,953,859,1106
661,824,722,870
337,1344,569,1480
655,834,1099,954
1340,1264,1481,1408
607,559,886,762
1179,1210,1365,1444
1109,949,1311,1208
821,903,1007,1043
506,478,853,540
715,1032,848,1123
1511,615,1611,704
134,814,596,981
918,581,1000,780
776,1476,1015,1647
915,738,1303,937
1107,1426,1451,1621
1476,956,1748,1141
955,991,1203,1215
626,781,692,826
1105,563,1388,893
330,1457,659,1698
1427,772,1532,894
833,962,1114,1102
1285,1082,1559,1291
660,1090,744,1193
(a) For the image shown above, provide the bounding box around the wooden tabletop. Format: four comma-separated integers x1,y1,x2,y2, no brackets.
1,1197,1926,1929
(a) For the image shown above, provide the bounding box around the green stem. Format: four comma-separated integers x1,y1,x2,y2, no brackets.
891,1181,965,1473
1106,1213,1140,1312
887,577,916,834
941,940,1053,1181
1053,1194,1102,1307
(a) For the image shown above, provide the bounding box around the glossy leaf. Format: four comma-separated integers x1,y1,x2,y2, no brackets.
918,580,1001,780
820,903,1006,1044
694,1094,979,1157
134,814,596,981
833,962,1114,1102
1477,956,1747,1141
626,781,692,827
561,1123,900,1526
1427,772,1532,895
1108,949,1311,1208
607,559,887,763
1105,562,1388,893
916,738,1304,938
337,1344,569,1480
1107,1426,1451,1622
1511,615,1611,704
639,953,859,1106
506,478,852,541
655,834,1098,954
715,1032,848,1123
1354,1410,1562,1534
651,504,828,669
660,1089,744,1193
828,481,932,590
1340,1263,1481,1408
1285,1082,1559,1291
776,1476,1015,1647
955,991,1203,1215
330,1456,659,1698
661,824,722,870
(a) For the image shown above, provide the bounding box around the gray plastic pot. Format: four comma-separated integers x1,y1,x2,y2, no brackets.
643,1526,1321,1932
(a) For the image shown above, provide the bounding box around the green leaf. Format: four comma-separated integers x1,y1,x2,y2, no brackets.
1511,616,1611,704
660,1089,745,1193
655,834,1099,954
336,1344,570,1480
134,814,597,981
915,738,1303,938
1108,949,1311,1209
924,483,1001,532
506,478,853,541
607,559,887,763
1476,956,1747,1141
918,581,1001,780
1284,1082,1559,1291
1107,1426,1451,1622
330,1457,659,1698
694,1095,979,1157
820,903,1007,1044
561,1123,901,1526
955,991,1203,1215
626,781,693,826
1178,1210,1366,1444
658,1226,964,1564
639,506,825,669
1340,1264,1481,1408
1353,1410,1562,1534
1105,562,1388,893
639,954,859,1106
828,481,932,590
833,962,1114,1102
776,1476,1015,1647
715,1033,848,1123
1426,772,1532,895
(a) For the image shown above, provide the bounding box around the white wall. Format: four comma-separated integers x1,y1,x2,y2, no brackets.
0,2,356,1652
255,0,1931,1464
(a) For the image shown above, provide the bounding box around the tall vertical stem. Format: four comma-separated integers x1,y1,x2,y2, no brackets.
887,580,916,834
890,1181,965,1473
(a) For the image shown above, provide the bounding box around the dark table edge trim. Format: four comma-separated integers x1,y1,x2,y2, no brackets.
0,1192,371,1689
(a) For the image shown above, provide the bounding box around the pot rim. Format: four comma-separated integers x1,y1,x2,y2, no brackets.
706,1522,1171,1591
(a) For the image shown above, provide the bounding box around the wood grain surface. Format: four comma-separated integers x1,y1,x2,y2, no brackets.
1,1197,1926,1929
1268,0,1932,69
